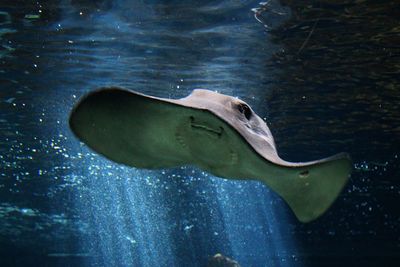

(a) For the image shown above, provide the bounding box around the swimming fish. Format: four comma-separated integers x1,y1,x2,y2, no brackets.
69,87,351,222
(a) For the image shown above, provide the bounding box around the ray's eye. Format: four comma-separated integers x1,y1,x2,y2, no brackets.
237,103,252,120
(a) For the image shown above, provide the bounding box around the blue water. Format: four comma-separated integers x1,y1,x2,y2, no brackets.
1,1,399,266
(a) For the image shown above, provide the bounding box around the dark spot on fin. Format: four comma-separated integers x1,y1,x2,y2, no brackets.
299,170,309,178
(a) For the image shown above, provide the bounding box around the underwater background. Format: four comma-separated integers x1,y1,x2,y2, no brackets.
0,0,399,266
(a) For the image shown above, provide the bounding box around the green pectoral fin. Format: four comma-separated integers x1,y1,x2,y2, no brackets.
261,154,352,223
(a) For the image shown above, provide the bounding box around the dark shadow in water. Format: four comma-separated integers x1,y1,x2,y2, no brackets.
256,1,400,266
263,0,400,161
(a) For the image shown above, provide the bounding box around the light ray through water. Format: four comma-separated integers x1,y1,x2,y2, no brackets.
55,0,301,266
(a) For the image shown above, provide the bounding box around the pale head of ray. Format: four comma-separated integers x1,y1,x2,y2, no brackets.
177,89,276,149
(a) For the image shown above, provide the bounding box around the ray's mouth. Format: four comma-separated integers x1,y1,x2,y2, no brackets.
190,116,223,138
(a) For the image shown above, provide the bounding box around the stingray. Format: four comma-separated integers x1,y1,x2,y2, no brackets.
69,87,351,222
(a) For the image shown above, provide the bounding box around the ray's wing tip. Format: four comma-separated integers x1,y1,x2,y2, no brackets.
68,87,122,139
338,152,351,160
321,152,352,174
334,152,353,172
327,151,351,161
69,87,136,117
74,86,140,104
